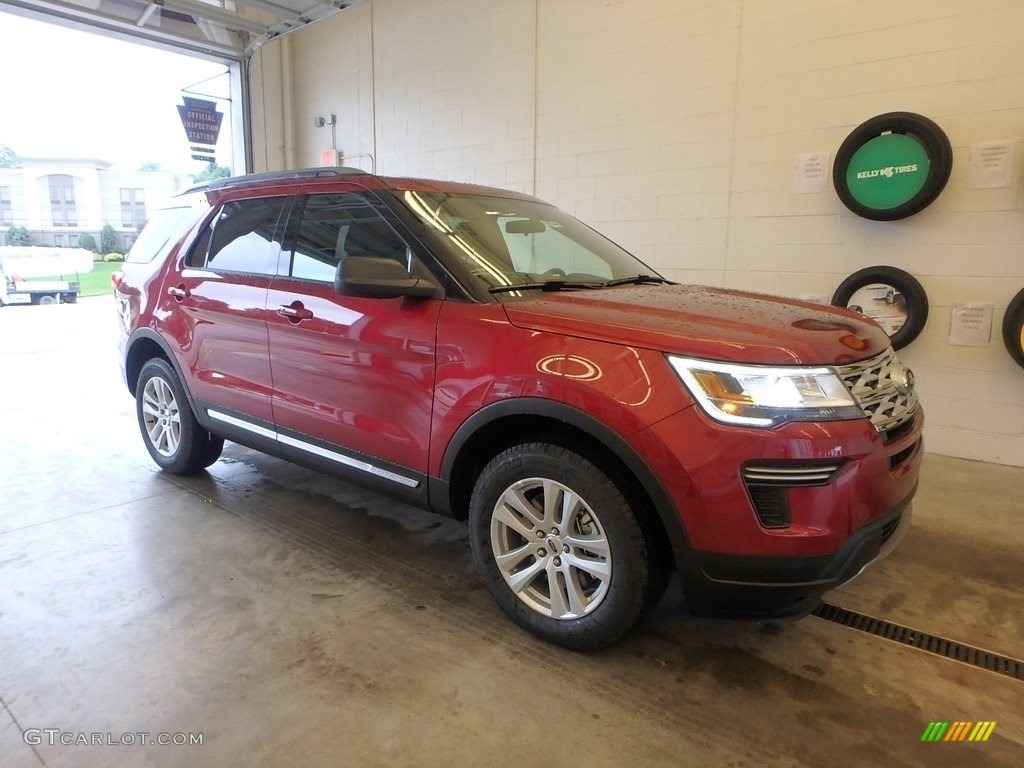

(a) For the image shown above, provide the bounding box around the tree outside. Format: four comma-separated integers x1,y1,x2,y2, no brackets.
0,145,16,168
78,233,98,252
100,224,117,254
192,164,231,183
6,225,30,245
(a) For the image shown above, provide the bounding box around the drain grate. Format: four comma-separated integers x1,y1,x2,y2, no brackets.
814,603,1024,682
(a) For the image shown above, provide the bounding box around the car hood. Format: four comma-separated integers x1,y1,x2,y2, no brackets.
502,284,891,365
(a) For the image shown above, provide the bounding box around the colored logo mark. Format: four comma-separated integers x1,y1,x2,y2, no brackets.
921,721,997,742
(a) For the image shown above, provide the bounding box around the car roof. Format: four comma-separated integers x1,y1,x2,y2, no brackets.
177,167,545,205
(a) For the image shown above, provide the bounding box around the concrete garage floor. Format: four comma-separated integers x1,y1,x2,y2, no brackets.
0,297,1021,768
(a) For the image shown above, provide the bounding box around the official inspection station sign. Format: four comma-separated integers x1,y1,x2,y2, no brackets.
177,97,223,163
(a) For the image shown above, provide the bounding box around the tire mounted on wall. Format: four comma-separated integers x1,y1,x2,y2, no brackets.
1002,287,1024,370
832,266,929,350
833,112,953,221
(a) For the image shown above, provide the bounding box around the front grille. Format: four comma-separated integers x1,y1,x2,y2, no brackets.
836,348,918,433
882,418,915,445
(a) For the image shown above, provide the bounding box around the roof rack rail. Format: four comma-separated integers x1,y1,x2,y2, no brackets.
181,166,368,195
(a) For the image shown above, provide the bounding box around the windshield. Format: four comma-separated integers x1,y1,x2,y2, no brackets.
398,191,662,298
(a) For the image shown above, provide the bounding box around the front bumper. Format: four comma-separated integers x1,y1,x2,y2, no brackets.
631,401,923,618
678,489,914,618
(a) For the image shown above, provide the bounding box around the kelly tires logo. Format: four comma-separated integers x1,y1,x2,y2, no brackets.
855,163,918,180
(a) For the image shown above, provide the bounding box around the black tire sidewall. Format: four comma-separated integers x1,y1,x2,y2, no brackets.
135,358,207,474
832,266,929,350
1002,287,1024,370
833,112,952,221
469,443,648,651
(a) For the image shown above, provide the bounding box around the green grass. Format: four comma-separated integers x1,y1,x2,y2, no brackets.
30,262,122,298
77,262,123,297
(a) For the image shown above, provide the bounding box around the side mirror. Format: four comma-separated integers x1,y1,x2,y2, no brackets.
335,256,439,299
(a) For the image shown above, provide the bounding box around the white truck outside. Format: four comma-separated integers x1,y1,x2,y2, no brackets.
0,247,94,306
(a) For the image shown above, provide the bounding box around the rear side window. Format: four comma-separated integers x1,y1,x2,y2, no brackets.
125,206,202,264
287,193,416,282
203,197,287,275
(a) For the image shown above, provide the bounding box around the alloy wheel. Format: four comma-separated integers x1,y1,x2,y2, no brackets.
490,477,611,619
141,376,181,457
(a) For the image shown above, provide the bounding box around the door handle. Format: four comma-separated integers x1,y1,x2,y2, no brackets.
167,285,189,300
277,302,314,321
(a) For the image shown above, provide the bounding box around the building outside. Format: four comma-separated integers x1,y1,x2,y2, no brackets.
0,157,190,252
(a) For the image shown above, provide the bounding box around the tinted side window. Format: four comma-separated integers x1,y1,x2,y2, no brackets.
205,197,286,275
186,225,213,268
126,206,203,264
289,193,416,282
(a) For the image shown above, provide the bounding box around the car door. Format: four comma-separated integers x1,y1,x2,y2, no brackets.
266,191,443,493
161,194,287,426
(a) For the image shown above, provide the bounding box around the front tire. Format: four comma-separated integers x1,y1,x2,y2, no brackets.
136,358,224,474
469,443,650,651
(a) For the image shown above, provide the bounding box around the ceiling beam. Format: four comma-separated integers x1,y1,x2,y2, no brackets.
159,0,269,35
0,0,243,59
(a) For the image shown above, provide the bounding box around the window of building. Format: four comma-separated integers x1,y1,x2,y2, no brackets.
121,188,147,228
48,175,77,226
0,187,11,226
203,197,287,275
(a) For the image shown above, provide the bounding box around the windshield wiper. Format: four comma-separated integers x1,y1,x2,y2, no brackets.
602,274,676,288
488,280,599,295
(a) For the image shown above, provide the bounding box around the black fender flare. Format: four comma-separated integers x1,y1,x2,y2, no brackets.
437,397,693,557
125,328,197,406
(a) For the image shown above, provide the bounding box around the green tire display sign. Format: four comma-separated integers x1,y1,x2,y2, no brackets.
846,134,929,210
833,112,952,221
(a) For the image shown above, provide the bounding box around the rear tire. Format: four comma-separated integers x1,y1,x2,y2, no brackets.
136,358,223,474
36,294,57,305
469,442,651,651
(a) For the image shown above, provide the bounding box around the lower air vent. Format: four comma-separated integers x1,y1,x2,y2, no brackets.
889,441,918,470
746,485,790,528
741,463,844,530
881,512,902,545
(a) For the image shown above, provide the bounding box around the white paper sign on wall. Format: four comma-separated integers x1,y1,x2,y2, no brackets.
949,304,993,346
793,152,830,194
967,141,1015,189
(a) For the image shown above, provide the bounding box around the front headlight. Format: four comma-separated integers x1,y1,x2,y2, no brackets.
667,356,863,427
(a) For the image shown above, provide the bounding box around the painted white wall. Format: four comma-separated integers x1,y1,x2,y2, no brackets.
249,0,1024,467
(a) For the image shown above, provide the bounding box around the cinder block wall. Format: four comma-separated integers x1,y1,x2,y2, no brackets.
250,0,1024,467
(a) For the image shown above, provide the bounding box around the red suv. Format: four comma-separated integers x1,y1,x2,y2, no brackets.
114,168,922,650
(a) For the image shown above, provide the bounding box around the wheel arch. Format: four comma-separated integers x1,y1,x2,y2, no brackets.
435,398,692,565
125,329,195,406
